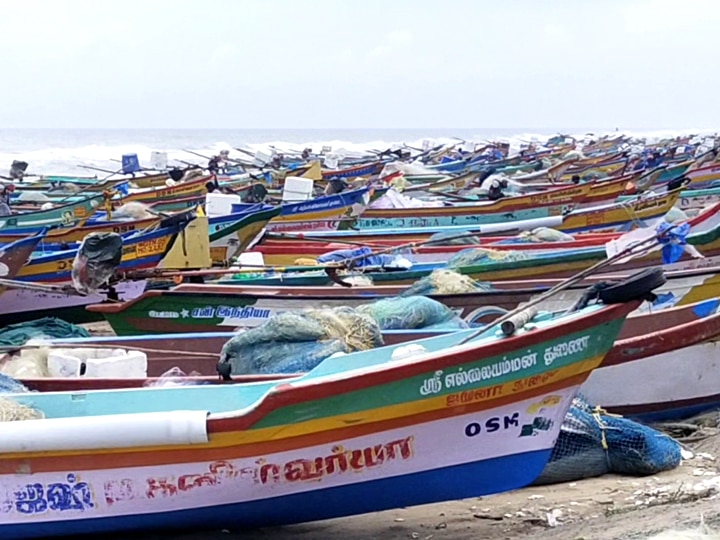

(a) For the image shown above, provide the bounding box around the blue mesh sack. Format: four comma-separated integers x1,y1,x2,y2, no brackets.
533,395,682,485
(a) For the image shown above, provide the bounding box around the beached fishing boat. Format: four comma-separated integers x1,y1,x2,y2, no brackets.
0,295,640,539
257,190,682,249
0,214,212,325
321,159,385,179
354,183,590,230
580,296,720,421
0,234,45,281
201,209,706,288
0,193,107,231
254,195,715,266
208,186,373,233
86,255,720,336
0,216,162,246
115,173,213,205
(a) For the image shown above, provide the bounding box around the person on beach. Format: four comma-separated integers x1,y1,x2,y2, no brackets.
0,184,15,216
207,150,230,174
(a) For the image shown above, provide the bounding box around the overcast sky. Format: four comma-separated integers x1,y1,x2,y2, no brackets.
1,0,718,130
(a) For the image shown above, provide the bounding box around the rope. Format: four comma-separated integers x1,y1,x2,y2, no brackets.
0,342,220,359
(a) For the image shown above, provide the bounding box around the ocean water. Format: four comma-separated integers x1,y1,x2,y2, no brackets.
0,128,715,177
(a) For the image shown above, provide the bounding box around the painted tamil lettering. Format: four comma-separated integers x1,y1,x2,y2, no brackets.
418,335,591,396
419,350,538,396
543,335,590,366
190,305,271,320
105,437,415,506
1,474,95,515
256,436,414,485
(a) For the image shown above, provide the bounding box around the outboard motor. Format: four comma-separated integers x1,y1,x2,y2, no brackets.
243,183,268,203
9,160,28,181
168,168,185,182
71,233,123,295
325,178,348,195
487,178,508,201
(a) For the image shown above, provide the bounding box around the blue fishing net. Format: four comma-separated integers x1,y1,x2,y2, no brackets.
0,318,90,348
0,373,28,393
219,308,383,375
219,297,469,375
446,247,529,269
533,395,682,485
356,296,468,330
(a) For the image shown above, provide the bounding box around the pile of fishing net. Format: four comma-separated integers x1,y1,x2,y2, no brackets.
356,295,468,330
532,395,682,485
446,247,530,269
0,318,90,348
400,269,494,296
219,307,383,375
111,201,157,221
0,373,44,422
219,295,467,375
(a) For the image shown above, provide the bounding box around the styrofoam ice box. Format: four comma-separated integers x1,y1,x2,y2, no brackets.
47,348,148,379
206,192,242,216
282,176,313,202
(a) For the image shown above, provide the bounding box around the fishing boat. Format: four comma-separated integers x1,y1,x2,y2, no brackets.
0,234,45,281
85,253,720,336
579,296,720,421
354,183,590,230
208,186,373,233
254,196,716,266
0,193,107,231
0,294,641,539
198,209,708,288
0,216,162,246
255,189,682,248
0,213,211,325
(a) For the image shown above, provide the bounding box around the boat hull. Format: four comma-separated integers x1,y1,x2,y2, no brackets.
581,341,720,422
0,303,633,538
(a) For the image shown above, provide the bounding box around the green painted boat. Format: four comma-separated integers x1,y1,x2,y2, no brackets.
0,193,106,230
